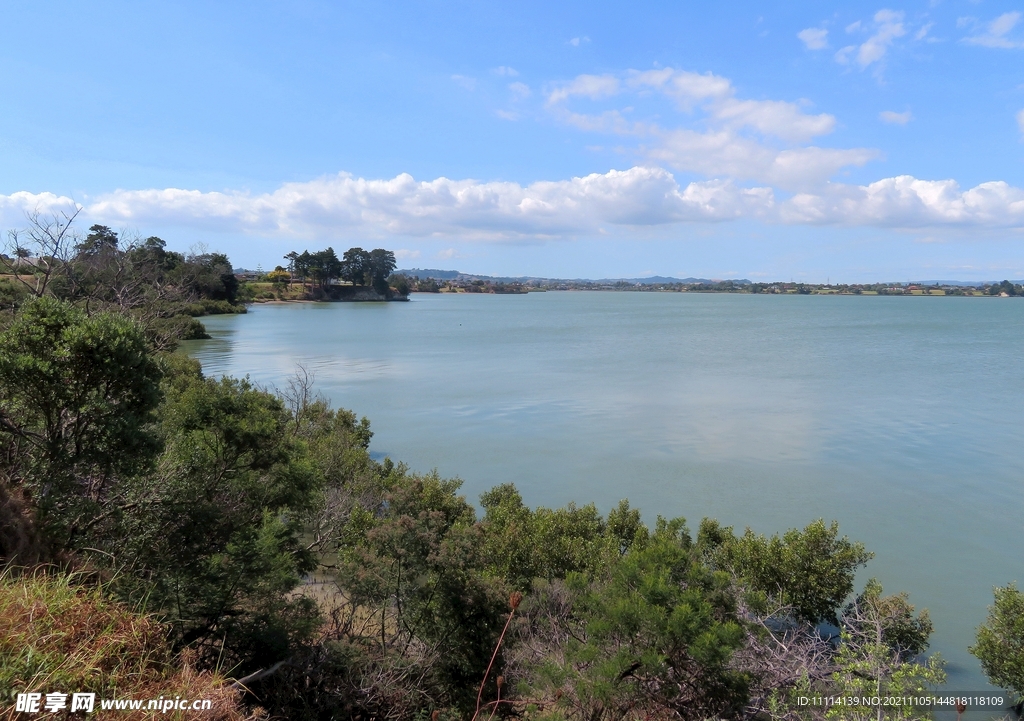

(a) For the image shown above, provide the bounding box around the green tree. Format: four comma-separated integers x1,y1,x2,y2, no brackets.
332,471,507,714
0,297,162,555
367,249,397,293
699,518,873,625
521,518,749,721
112,357,321,670
971,583,1024,702
340,247,370,285
819,581,944,721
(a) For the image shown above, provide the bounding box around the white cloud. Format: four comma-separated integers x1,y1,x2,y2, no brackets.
856,9,905,67
1017,109,1024,137
494,109,519,121
0,191,81,231
77,168,776,240
547,74,620,105
835,45,857,64
394,249,421,260
879,110,913,125
561,68,835,142
963,12,1024,48
5,171,1024,242
798,28,829,50
628,68,732,106
493,66,519,76
568,36,590,47
648,129,878,189
547,67,855,189
451,74,476,91
508,81,531,99
781,176,1024,227
915,22,934,41
713,98,835,142
846,21,862,33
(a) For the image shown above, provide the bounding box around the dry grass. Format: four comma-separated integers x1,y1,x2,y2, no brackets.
0,568,258,720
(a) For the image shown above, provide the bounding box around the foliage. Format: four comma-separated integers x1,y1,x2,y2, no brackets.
265,268,291,284
697,518,873,625
285,246,397,293
513,519,749,721
1,217,245,349
971,583,1024,701
481,484,648,591
110,357,322,671
0,297,163,555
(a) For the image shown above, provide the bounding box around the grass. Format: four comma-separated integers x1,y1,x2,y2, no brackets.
0,568,255,720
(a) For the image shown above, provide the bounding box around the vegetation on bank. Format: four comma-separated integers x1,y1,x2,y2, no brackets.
0,213,246,349
390,273,1024,297
1,217,1023,719
240,247,409,301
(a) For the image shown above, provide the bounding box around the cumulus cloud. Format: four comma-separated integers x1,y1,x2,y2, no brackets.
962,12,1024,48
781,176,1024,227
879,110,913,125
76,168,776,240
394,249,421,260
4,170,1023,241
798,28,829,50
558,67,836,142
493,66,519,76
0,191,81,231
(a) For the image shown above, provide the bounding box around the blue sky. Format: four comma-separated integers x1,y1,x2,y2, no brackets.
1,1,1023,281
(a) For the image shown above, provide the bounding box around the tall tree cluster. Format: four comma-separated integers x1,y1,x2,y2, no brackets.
284,246,396,293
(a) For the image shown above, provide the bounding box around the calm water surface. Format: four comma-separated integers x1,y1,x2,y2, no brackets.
184,292,1024,699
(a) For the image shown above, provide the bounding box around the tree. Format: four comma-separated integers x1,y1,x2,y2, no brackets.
699,518,873,625
340,247,370,285
2,207,83,298
266,267,291,284
513,517,750,721
111,357,321,670
971,583,1024,702
367,249,397,293
75,224,120,257
0,297,162,556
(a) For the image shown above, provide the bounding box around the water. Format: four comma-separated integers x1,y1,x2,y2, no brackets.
183,292,1024,703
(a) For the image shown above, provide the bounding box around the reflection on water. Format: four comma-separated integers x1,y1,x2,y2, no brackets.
184,293,1024,699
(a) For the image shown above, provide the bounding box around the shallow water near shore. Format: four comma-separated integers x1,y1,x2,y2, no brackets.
184,292,1024,706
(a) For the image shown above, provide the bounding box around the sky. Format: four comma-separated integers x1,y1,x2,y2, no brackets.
1,1,1023,282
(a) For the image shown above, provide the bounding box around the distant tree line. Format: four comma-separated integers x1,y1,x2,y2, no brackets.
283,247,396,293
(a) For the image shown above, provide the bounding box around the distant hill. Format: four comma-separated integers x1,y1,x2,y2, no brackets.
396,269,751,285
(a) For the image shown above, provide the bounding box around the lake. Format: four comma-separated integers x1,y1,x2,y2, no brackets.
183,291,1024,699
